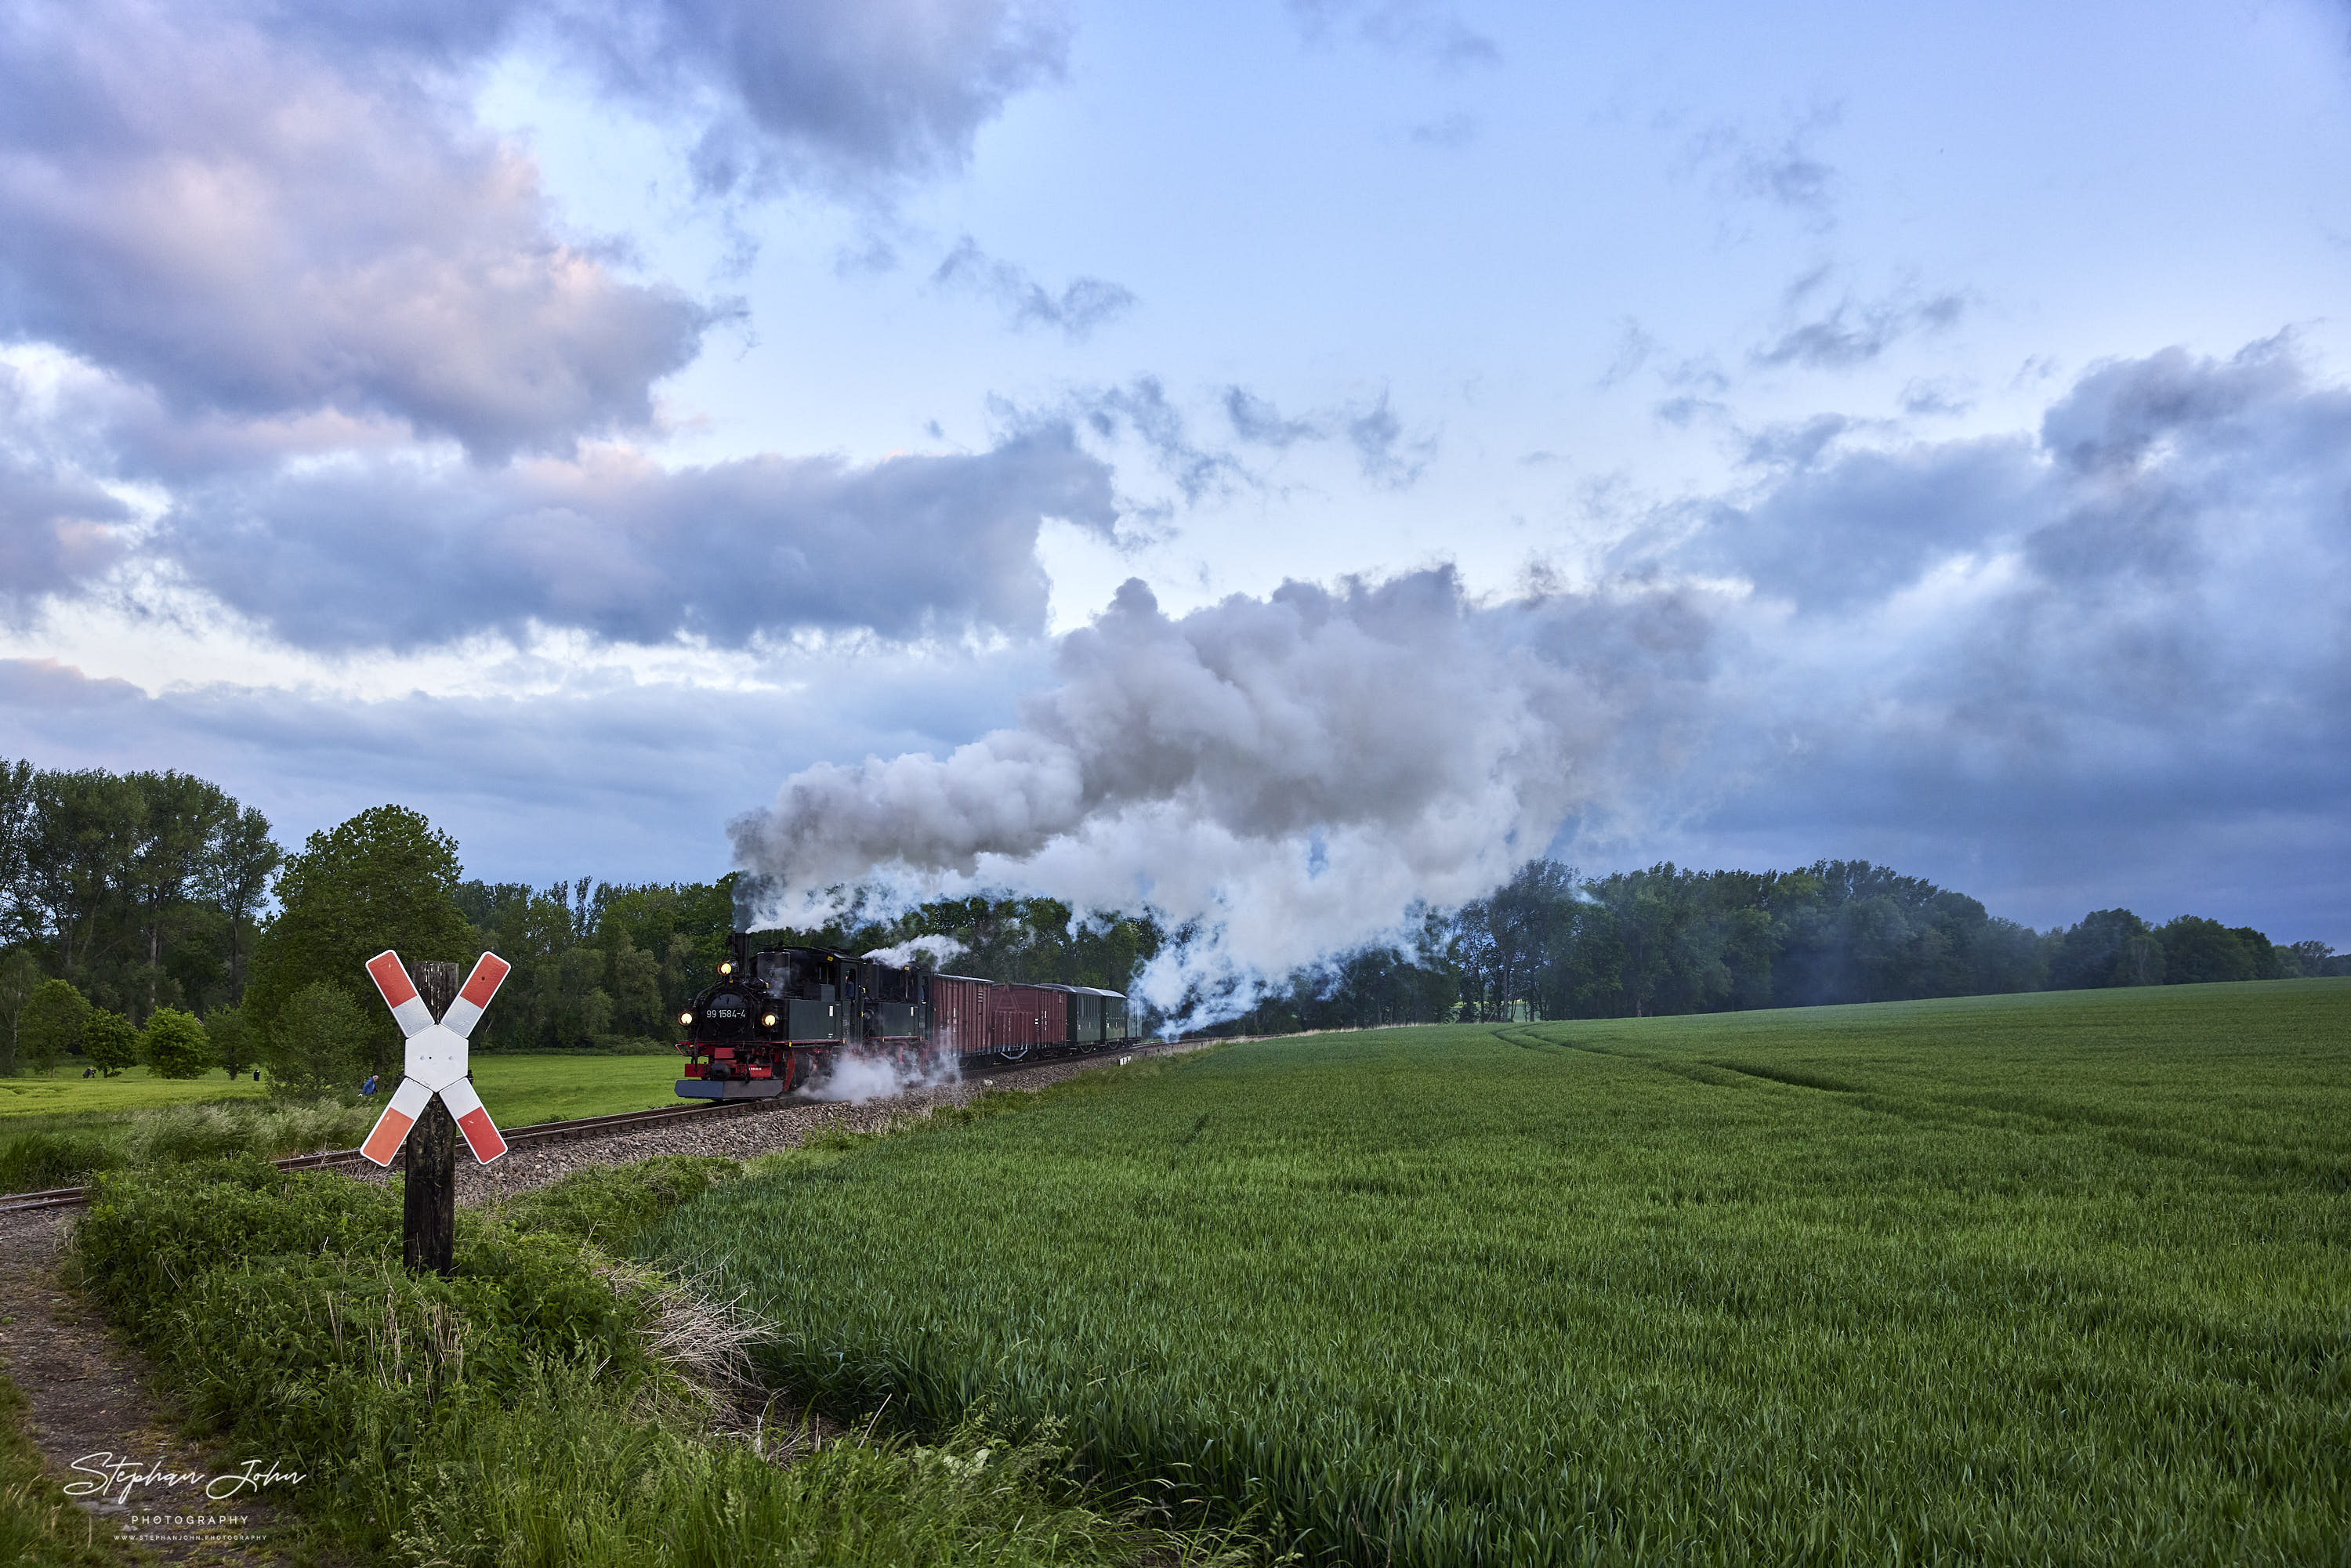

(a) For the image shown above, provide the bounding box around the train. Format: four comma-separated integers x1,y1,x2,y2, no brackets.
673,933,1138,1100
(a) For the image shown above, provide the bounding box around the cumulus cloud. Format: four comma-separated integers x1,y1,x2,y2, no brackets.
1673,335,2351,932
161,426,1116,649
931,237,1137,341
563,0,1074,194
0,0,1096,651
732,567,1719,1014
0,0,1075,454
0,0,711,460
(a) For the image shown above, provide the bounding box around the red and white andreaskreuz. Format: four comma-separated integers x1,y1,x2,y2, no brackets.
357,951,513,1167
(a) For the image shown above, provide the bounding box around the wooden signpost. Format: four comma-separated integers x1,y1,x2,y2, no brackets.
357,950,513,1276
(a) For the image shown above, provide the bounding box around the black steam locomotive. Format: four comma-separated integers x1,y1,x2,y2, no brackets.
675,933,1136,1100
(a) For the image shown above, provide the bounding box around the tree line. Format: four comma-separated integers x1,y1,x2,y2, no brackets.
1215,858,2346,1037
2,755,2342,1085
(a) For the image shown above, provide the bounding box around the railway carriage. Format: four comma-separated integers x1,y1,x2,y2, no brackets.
675,935,1139,1099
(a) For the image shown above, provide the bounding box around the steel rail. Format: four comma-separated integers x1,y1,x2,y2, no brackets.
0,1038,1158,1217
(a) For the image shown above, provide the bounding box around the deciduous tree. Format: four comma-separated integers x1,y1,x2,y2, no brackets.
18,979,88,1077
246,806,471,1074
83,1008,139,1077
265,981,372,1099
140,1006,212,1079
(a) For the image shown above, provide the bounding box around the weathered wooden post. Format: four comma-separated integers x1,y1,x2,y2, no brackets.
403,960,460,1278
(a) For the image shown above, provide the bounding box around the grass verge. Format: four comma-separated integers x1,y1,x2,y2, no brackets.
69,1151,1266,1567
0,1372,127,1568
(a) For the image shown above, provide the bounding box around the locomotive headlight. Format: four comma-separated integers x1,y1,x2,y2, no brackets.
718,961,734,976
679,1011,694,1027
763,1012,778,1027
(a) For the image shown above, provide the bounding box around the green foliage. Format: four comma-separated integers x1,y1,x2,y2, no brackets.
264,980,372,1099
498,1155,744,1248
386,1388,1238,1568
68,1157,1243,1567
80,1010,137,1077
205,1001,255,1077
660,982,2351,1566
245,804,470,1069
0,758,277,1019
0,951,42,1077
137,1005,210,1079
16,980,86,1077
0,1371,125,1568
2158,914,2284,984
0,1128,125,1192
457,876,737,1053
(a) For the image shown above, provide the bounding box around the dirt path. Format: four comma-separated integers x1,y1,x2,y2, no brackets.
0,1211,302,1564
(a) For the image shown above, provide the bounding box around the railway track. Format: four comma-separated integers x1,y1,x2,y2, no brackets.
0,1093,798,1218
0,1040,1160,1219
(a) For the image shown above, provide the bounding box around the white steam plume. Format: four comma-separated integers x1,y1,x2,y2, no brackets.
802,1048,961,1103
730,568,1720,1023
860,934,970,969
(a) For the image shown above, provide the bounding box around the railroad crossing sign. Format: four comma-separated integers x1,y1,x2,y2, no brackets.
359,951,512,1167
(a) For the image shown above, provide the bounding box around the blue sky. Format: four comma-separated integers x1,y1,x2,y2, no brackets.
2,0,2347,980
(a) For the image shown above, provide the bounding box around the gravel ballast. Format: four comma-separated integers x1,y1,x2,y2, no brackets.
364,1040,1217,1205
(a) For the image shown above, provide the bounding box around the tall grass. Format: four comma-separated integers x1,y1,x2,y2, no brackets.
0,1098,376,1191
0,1374,122,1568
70,1156,1263,1567
654,980,2351,1567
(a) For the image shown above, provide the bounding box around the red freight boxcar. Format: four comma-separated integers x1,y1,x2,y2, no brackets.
929,973,994,1056
988,983,1067,1054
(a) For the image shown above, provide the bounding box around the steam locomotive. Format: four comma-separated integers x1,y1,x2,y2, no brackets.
674,933,1136,1100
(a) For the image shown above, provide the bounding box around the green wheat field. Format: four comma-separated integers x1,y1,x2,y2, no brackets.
656,980,2351,1566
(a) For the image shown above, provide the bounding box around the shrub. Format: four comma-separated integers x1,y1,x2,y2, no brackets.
81,1010,138,1077
139,1006,211,1079
265,981,371,1099
15,981,87,1077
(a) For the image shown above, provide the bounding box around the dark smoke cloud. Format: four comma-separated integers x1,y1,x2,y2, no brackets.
162,427,1115,650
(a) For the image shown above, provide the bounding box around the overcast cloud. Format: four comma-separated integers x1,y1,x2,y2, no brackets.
0,0,2343,970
